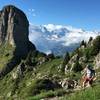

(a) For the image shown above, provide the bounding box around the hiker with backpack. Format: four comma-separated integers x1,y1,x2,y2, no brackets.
82,64,95,88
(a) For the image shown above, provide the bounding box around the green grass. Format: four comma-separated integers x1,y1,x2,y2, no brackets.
35,58,63,77
0,58,63,99
0,41,100,100
0,43,14,70
28,89,66,100
0,73,15,99
28,90,55,100
61,84,100,100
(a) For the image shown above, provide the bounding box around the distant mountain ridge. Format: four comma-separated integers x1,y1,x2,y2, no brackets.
29,24,99,55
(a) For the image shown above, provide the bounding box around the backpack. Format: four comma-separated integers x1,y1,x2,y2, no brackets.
90,69,95,77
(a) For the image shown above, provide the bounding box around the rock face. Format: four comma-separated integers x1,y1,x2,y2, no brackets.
0,5,36,57
94,52,100,69
60,78,78,89
0,5,36,77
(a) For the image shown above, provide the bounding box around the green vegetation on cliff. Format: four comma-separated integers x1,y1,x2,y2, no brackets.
0,43,14,70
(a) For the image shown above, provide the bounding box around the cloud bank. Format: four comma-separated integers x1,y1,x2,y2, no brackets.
29,24,99,55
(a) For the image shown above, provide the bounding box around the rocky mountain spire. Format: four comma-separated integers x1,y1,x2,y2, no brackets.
0,5,36,77
0,5,36,57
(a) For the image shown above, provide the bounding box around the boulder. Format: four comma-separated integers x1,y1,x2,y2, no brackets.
60,78,78,89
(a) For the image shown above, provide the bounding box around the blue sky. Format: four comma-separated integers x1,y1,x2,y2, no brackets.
0,0,100,31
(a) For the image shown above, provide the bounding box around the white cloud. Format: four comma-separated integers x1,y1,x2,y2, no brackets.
28,8,35,12
29,24,99,55
28,8,36,17
61,31,98,46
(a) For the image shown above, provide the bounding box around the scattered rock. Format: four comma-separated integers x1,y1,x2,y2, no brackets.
12,72,18,79
17,62,26,77
65,65,70,74
7,91,11,97
26,81,32,86
37,57,47,65
94,52,100,69
60,78,78,90
68,54,79,64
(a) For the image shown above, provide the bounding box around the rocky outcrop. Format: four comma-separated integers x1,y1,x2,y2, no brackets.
64,54,79,73
94,52,100,69
0,5,36,57
60,78,78,89
0,5,36,78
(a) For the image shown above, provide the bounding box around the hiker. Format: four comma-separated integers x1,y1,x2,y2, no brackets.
82,64,95,88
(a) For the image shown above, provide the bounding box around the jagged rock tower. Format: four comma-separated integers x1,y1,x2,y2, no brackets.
0,5,36,57
0,5,36,77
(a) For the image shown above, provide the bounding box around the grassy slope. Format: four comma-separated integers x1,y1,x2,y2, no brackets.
61,67,100,100
28,84,100,100
0,44,14,70
0,58,63,99
35,58,63,77
0,49,100,100
61,84,100,100
0,38,100,100
17,58,63,98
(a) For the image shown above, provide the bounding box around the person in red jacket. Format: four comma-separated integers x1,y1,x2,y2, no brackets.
82,65,95,88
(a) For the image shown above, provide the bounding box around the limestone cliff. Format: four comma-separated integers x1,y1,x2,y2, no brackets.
0,5,36,77
0,5,36,57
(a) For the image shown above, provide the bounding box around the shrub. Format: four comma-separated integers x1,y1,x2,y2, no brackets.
84,48,92,62
80,40,86,47
61,52,70,73
88,37,93,43
47,53,55,60
91,36,100,55
25,51,37,66
30,79,61,96
73,61,83,72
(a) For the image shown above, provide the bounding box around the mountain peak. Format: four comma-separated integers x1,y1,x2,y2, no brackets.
0,5,36,77
0,5,36,57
